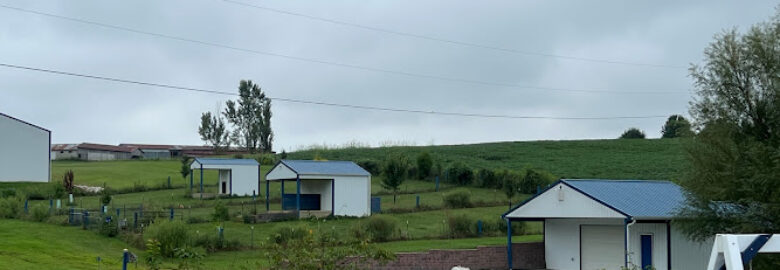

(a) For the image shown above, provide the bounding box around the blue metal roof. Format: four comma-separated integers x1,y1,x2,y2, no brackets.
280,160,370,176
193,158,258,166
562,179,686,218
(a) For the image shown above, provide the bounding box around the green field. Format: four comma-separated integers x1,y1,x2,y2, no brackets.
0,138,689,269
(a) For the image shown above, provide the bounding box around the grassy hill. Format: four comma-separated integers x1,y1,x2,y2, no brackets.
288,138,689,180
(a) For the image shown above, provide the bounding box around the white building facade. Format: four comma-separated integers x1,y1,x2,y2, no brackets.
190,158,259,196
0,112,50,182
503,179,713,270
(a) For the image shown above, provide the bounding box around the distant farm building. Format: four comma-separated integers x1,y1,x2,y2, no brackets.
189,158,259,196
51,143,255,161
120,144,175,159
266,160,371,218
0,112,50,182
503,179,712,270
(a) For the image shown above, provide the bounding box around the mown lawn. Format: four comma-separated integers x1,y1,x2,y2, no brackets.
0,219,142,270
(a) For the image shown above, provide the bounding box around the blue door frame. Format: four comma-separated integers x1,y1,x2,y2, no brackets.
641,234,652,270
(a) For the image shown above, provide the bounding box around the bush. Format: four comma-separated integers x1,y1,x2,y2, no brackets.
445,162,474,186
27,204,49,222
477,169,501,189
620,127,646,139
0,196,23,219
100,188,112,206
416,152,433,179
519,168,556,194
443,189,472,208
0,188,16,198
98,215,119,237
497,219,526,235
212,200,229,221
186,215,208,224
353,216,397,242
193,233,242,252
145,220,190,257
273,226,309,244
447,214,475,238
51,183,66,199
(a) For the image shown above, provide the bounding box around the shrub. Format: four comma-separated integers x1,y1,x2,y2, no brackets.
519,168,556,194
445,162,474,186
98,215,119,237
27,204,49,222
145,239,163,270
186,215,208,224
51,183,66,199
416,152,433,179
447,214,475,238
477,169,501,189
620,127,646,139
145,220,190,257
100,188,112,206
0,196,23,219
273,226,309,244
442,189,472,208
212,200,229,221
353,215,397,242
497,219,526,235
356,159,381,176
0,188,16,198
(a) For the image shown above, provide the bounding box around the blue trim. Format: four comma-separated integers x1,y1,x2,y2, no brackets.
742,234,772,265
229,169,232,195
507,219,513,269
296,175,301,218
667,221,672,270
281,180,285,209
265,173,270,211
331,179,335,215
199,164,204,193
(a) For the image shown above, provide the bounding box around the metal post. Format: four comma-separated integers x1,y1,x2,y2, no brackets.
49,199,53,213
170,208,174,220
133,212,138,230
83,211,89,229
507,219,513,269
416,195,420,208
265,179,270,212
296,176,301,218
24,200,28,214
199,164,204,199
167,176,171,189
477,220,483,237
116,208,120,216
122,249,128,270
250,226,254,249
281,180,285,210
435,176,440,192
68,208,73,225
190,169,193,189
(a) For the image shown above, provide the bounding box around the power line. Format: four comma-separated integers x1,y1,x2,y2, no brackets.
221,0,686,69
0,4,687,95
0,62,670,120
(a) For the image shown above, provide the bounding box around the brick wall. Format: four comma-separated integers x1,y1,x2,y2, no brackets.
357,242,545,270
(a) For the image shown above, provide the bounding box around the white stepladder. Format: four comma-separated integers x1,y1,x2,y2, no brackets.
707,234,780,270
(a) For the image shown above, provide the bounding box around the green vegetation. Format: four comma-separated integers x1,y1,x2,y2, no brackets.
619,128,646,139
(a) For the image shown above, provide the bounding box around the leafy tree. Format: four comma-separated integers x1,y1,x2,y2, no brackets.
445,162,475,186
198,112,230,153
500,170,520,208
179,156,191,180
661,115,694,138
619,127,646,139
477,168,500,189
223,80,273,153
381,154,409,204
279,150,288,159
415,152,433,179
676,11,779,269
519,168,555,194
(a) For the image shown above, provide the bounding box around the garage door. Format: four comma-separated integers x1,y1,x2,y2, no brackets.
581,225,624,270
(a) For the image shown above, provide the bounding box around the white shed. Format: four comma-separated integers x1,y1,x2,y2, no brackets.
265,160,371,218
503,179,713,270
190,158,259,196
0,112,50,182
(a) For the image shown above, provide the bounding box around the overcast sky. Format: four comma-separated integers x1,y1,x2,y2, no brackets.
0,0,776,151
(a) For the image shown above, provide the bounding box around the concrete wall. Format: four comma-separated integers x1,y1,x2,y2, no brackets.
356,242,545,270
0,114,50,182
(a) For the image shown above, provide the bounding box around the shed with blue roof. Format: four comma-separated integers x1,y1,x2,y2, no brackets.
189,158,259,197
503,179,712,270
265,160,371,218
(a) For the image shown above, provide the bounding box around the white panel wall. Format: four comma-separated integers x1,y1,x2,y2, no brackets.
544,218,624,270
229,165,259,196
507,183,626,219
0,115,49,182
332,175,370,217
265,164,297,180
300,180,333,211
670,225,713,270
628,223,668,270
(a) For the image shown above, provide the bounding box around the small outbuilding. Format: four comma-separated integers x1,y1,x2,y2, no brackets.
0,112,50,182
190,158,259,197
503,179,712,270
265,160,371,218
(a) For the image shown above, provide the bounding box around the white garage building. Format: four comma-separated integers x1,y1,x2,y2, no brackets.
503,179,712,270
265,160,371,218
0,112,50,182
190,158,259,196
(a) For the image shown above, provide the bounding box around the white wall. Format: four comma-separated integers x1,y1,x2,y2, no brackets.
544,218,625,270
0,115,49,182
506,182,626,219
331,175,370,217
300,180,333,211
192,163,259,196
670,225,713,270
628,223,668,270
